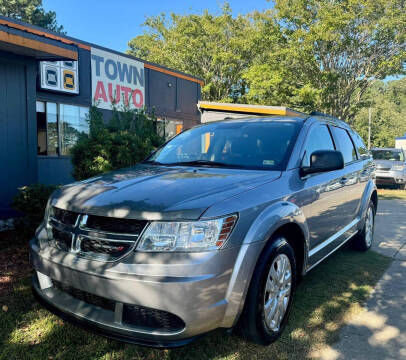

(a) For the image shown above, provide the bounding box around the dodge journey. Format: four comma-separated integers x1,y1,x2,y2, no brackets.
30,113,377,347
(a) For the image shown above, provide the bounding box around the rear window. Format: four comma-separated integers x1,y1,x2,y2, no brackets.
351,132,369,159
371,149,404,161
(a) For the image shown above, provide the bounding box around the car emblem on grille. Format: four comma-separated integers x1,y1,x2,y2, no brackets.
70,214,86,253
49,208,147,261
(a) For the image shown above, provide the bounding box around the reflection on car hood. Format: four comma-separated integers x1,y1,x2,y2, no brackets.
374,160,404,168
52,164,281,220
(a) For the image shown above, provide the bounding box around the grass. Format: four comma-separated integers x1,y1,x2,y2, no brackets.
377,188,406,200
0,245,391,360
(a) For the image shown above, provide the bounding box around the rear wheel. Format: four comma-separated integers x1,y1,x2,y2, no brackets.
351,201,375,251
238,237,296,345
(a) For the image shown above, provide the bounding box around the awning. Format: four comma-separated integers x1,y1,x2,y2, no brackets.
198,101,305,117
0,23,78,60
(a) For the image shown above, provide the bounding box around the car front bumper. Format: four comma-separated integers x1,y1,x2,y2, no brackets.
29,230,262,347
375,170,406,186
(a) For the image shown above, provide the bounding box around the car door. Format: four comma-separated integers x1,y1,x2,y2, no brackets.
301,124,348,258
329,126,364,223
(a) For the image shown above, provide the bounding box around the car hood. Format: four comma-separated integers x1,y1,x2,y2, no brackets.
374,160,403,169
52,164,280,220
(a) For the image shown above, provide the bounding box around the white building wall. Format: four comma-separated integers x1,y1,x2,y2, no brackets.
395,138,406,152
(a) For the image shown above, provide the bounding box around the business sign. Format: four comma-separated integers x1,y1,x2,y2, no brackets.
91,47,145,110
40,60,79,94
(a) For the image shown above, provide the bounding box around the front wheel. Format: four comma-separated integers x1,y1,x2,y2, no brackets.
351,201,375,251
237,237,296,345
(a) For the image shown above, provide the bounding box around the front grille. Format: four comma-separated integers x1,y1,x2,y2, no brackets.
52,207,79,226
53,280,115,311
86,215,147,234
52,280,185,333
123,304,185,332
80,237,132,257
49,207,148,261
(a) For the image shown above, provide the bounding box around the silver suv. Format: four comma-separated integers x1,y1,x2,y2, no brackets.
371,148,406,189
30,114,377,347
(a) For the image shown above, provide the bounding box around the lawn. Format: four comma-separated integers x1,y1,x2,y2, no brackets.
377,188,406,201
0,238,391,360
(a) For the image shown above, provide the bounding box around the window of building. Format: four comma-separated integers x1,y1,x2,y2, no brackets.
330,126,358,164
302,125,335,166
36,101,89,156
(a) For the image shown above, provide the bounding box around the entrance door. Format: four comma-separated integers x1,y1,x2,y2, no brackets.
0,58,31,214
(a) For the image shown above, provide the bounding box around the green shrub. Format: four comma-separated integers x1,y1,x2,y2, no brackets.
12,183,59,233
71,105,165,180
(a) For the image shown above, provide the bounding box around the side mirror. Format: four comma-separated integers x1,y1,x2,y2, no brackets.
300,150,344,176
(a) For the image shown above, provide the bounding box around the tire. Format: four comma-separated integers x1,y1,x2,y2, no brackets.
399,183,406,190
237,237,296,345
351,201,375,251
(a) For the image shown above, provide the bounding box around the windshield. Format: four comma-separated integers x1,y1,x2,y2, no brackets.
371,149,404,161
145,120,301,170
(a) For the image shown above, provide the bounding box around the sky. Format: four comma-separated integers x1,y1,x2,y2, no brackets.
42,0,272,53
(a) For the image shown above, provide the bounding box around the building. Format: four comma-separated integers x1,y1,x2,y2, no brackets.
198,101,305,123
0,15,203,219
395,133,406,152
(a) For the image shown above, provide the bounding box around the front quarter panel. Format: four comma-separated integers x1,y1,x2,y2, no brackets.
357,178,378,229
221,201,309,328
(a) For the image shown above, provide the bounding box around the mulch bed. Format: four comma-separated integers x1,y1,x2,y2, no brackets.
0,231,32,298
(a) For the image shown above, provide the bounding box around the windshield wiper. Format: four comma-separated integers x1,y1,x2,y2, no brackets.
143,159,242,168
165,160,241,168
142,160,165,165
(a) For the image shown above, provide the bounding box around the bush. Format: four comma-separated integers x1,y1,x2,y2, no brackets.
12,183,59,233
71,105,165,180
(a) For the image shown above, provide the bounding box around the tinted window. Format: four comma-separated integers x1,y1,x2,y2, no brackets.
331,127,357,164
302,125,335,166
147,121,301,170
371,149,404,161
351,131,369,159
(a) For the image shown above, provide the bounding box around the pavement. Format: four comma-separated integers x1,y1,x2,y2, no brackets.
316,199,406,360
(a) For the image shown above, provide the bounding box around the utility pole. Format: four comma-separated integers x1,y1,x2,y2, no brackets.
368,107,372,149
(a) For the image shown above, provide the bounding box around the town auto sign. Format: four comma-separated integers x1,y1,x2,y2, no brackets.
91,47,145,110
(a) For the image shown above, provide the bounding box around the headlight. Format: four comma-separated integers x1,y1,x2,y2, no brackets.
35,198,53,247
393,165,404,171
43,199,53,238
136,214,238,252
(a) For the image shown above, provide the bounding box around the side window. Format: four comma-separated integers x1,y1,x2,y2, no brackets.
330,127,357,164
302,125,335,166
351,131,369,159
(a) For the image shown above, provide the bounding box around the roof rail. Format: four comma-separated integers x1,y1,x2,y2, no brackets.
309,111,338,119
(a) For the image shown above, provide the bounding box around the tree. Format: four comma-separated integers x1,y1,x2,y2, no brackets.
0,0,64,33
128,1,405,121
71,105,164,180
128,5,272,102
352,78,406,148
240,10,322,112
251,0,406,119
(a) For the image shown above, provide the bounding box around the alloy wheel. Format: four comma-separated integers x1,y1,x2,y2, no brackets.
263,254,292,332
365,206,374,247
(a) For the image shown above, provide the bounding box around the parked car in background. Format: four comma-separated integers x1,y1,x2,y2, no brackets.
371,148,406,189
30,114,377,347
